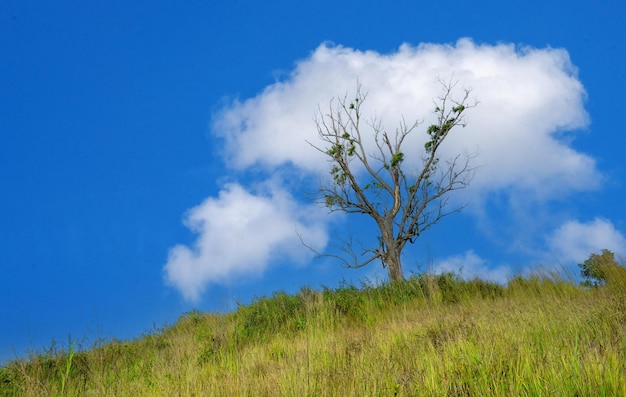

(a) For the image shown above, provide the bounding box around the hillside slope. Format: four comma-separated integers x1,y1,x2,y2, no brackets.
2,273,625,396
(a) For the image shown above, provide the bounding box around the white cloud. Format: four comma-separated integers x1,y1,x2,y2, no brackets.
165,38,608,300
431,250,512,284
546,218,626,264
164,182,328,302
214,38,599,200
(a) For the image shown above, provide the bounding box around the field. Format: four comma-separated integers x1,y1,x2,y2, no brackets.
1,271,625,396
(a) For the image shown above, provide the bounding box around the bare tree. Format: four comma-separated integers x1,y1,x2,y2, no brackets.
307,81,477,282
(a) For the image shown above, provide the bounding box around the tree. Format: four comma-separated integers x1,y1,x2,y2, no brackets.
307,81,476,282
578,249,626,289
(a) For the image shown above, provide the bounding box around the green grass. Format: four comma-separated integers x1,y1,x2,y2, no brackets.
2,272,625,396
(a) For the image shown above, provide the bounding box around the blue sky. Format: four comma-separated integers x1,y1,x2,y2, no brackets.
1,1,625,364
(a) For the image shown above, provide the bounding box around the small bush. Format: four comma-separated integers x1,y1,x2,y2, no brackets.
468,278,505,299
0,365,23,395
323,283,365,319
435,272,465,303
236,291,305,341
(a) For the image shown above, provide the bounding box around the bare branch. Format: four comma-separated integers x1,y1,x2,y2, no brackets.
297,231,381,269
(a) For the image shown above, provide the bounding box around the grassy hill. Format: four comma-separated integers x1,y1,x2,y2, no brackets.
1,271,625,396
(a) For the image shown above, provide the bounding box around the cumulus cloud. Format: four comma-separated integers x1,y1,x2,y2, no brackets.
164,183,328,302
165,38,608,300
431,250,512,284
546,218,626,264
215,38,599,200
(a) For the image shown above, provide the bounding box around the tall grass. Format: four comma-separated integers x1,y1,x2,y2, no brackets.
1,271,625,396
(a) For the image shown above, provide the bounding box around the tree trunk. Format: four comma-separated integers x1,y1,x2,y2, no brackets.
380,216,404,282
385,247,404,282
